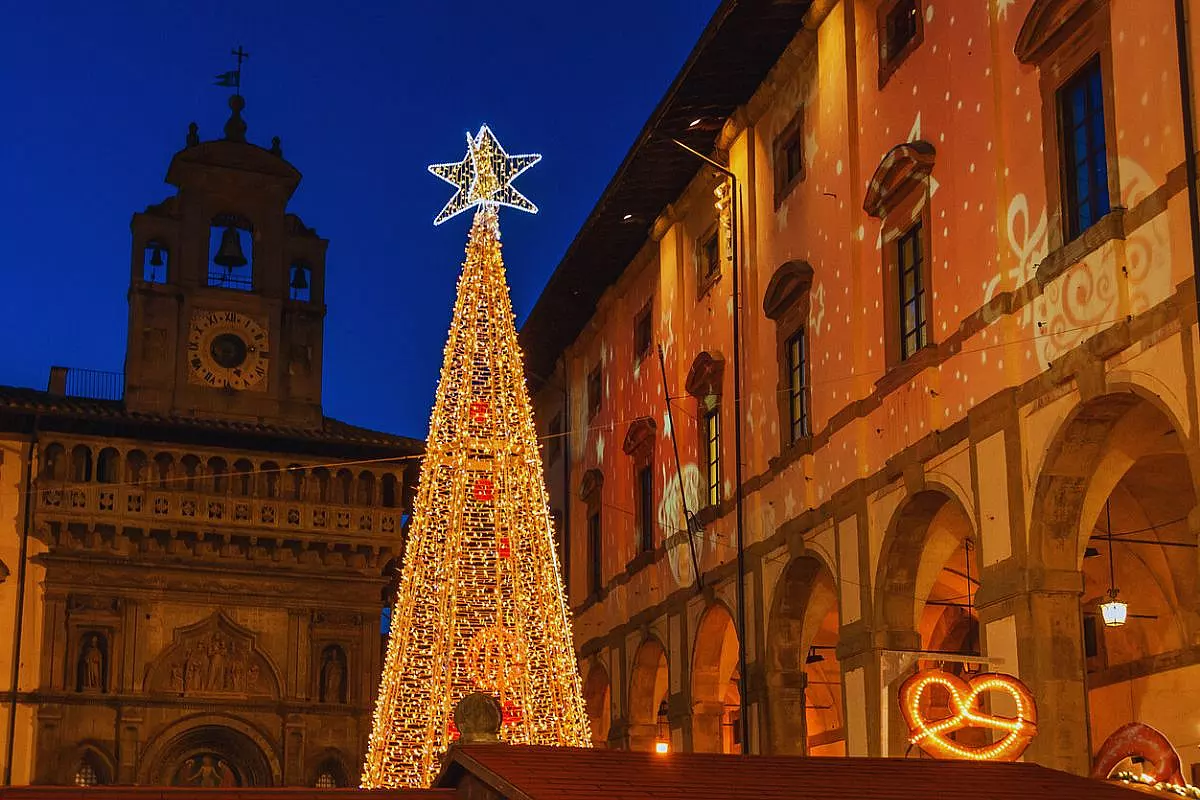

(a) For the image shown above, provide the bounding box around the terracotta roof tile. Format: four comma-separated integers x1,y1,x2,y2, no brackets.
443,745,1152,800
0,789,450,799
0,384,423,453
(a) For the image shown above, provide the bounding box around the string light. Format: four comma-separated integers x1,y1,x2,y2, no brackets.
898,669,1037,762
361,128,590,789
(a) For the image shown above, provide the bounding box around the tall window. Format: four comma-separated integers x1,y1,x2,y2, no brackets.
703,408,721,507
547,412,563,464
588,366,603,419
786,329,809,442
1059,58,1110,240
588,510,603,595
636,465,654,553
698,228,721,290
897,223,927,360
878,0,923,85
774,109,805,205
634,301,653,361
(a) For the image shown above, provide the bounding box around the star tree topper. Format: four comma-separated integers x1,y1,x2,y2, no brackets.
428,125,541,226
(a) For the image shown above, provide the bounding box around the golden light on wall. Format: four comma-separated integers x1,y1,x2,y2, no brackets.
360,126,591,789
899,670,1037,762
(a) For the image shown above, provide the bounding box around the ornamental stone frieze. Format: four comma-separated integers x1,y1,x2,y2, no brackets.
143,612,281,700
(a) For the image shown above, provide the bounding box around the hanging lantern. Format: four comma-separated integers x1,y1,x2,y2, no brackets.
655,699,670,754
1100,588,1128,627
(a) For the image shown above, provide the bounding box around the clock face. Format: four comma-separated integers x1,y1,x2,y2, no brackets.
187,310,270,391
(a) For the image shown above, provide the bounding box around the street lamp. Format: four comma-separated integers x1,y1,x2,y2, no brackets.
667,128,750,753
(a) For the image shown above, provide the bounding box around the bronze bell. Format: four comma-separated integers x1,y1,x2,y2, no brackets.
149,245,164,267
213,226,247,268
290,265,309,290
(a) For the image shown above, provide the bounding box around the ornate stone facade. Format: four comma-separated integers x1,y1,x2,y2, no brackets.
526,0,1200,778
0,96,420,787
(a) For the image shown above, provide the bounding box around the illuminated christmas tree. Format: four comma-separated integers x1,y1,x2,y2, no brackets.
361,125,591,789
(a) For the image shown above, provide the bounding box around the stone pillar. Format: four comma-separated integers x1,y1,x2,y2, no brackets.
116,707,142,783
838,625,920,757
976,561,1090,773
689,700,725,753
764,670,807,754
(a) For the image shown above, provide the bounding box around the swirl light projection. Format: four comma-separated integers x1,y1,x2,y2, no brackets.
361,127,591,788
899,670,1037,762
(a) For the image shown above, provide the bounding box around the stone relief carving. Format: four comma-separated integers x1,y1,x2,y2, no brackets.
146,612,278,699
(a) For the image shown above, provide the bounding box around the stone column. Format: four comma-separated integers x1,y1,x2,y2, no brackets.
689,700,725,753
977,565,1090,774
764,670,807,754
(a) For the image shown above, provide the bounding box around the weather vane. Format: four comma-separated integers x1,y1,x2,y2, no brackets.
214,45,249,97
427,125,541,226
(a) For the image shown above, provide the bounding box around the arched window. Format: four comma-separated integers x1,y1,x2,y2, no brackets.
207,457,228,494
381,474,398,508
261,461,280,498
233,459,253,497
125,450,148,485
336,469,354,505
96,448,120,484
180,455,201,491
70,445,92,482
40,443,66,482
357,471,376,506
312,468,331,503
287,465,305,501
71,749,110,787
289,263,312,302
143,241,169,284
154,453,174,489
208,214,254,291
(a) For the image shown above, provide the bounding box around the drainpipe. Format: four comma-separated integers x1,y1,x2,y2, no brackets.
669,137,750,753
1175,0,1200,318
4,421,38,786
560,363,572,601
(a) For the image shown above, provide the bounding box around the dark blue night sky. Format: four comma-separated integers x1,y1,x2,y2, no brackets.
0,1,718,438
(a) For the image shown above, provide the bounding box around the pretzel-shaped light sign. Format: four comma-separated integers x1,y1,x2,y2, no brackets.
899,670,1038,761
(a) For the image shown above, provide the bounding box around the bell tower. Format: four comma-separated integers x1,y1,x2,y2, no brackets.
124,94,327,427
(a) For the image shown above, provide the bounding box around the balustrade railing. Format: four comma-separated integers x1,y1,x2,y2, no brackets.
36,482,404,537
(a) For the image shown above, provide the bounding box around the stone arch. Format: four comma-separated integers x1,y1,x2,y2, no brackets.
764,554,842,755
1027,390,1200,762
125,449,149,485
232,459,254,496
39,442,66,482
628,636,669,751
207,457,228,494
582,660,611,746
136,713,281,786
307,747,352,788
690,602,741,753
96,447,120,484
1029,389,1200,572
260,461,280,498
70,444,92,482
179,454,201,491
357,470,376,505
874,487,977,636
335,468,354,504
60,740,115,786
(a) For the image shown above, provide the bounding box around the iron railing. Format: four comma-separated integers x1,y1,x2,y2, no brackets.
48,367,124,401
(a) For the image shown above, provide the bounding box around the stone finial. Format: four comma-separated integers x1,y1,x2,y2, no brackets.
224,95,247,143
453,693,502,743
187,122,200,148
270,136,282,157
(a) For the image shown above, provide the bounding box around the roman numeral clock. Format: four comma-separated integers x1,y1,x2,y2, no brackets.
186,310,270,391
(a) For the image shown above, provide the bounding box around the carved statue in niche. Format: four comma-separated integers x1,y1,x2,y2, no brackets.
77,634,106,693
320,645,347,704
